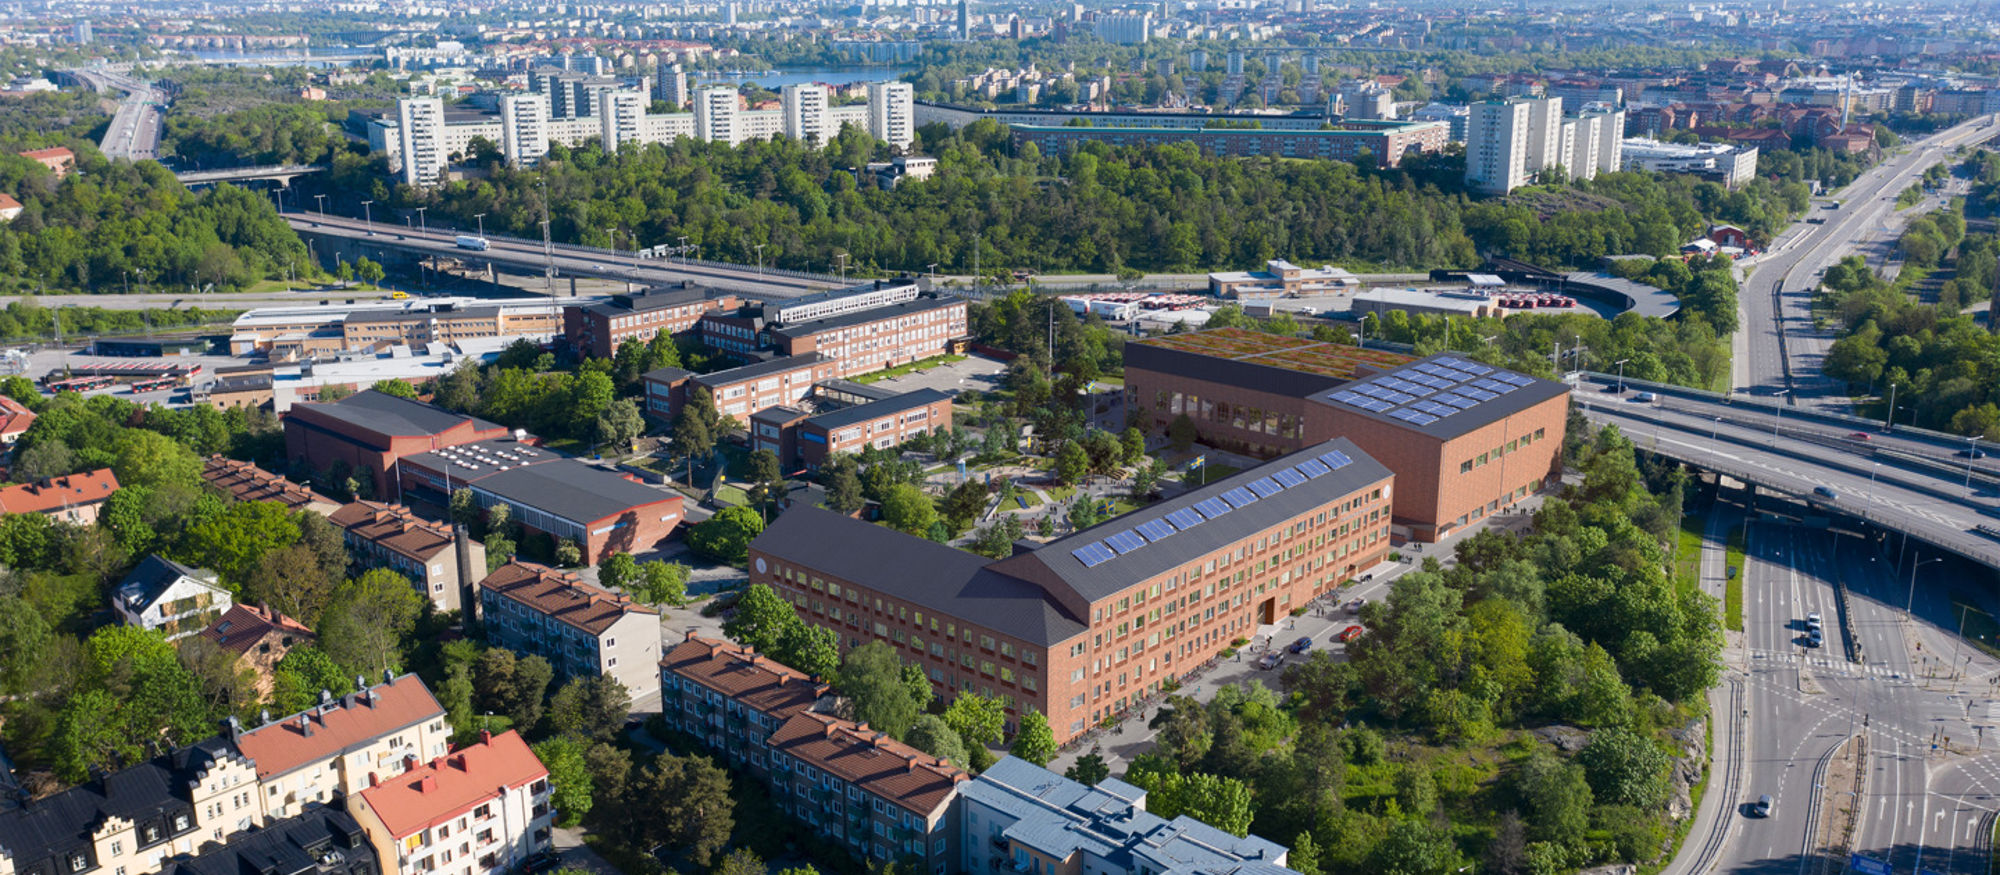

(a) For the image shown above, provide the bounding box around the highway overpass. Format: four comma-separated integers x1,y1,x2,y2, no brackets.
1572,371,2000,570
287,212,846,298
178,164,325,187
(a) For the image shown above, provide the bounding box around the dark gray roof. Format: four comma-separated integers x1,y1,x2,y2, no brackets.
642,366,694,384
1003,438,1392,603
1123,341,1348,399
804,389,950,432
768,295,964,341
212,374,272,393
749,406,810,426
344,304,506,325
117,554,218,609
166,806,370,875
298,390,500,438
813,379,900,403
0,741,238,875
472,459,678,525
585,282,730,317
692,352,825,388
1564,271,1682,319
1307,353,1570,441
752,507,1089,646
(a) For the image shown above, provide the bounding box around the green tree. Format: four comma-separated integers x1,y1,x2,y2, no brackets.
317,569,425,678
110,428,201,490
270,646,357,715
593,398,645,449
1011,709,1057,766
633,560,690,606
1516,747,1592,848
835,641,924,739
906,714,970,768
943,692,1006,750
1066,751,1110,785
0,596,50,693
371,379,419,399
598,552,640,592
1124,763,1254,837
1119,426,1147,465
547,675,631,740
1055,441,1089,485
687,506,764,565
824,458,865,514
671,389,721,466
180,500,302,586
1167,413,1198,453
777,620,840,680
630,752,735,866
881,483,939,536
724,583,798,654
1576,727,1671,807
531,736,595,827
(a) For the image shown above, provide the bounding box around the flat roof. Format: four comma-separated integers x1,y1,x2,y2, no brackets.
291,390,501,439
1014,120,1446,137
804,388,949,432
1311,352,1570,440
1127,327,1417,392
996,438,1391,603
692,351,825,388
768,295,964,341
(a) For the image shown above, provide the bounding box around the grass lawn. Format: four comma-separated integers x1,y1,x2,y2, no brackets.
1181,464,1241,487
1045,485,1077,504
1012,490,1044,509
850,354,968,384
1673,516,1704,598
1724,524,1746,632
713,484,750,506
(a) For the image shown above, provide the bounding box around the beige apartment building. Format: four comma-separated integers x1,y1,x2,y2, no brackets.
231,673,454,822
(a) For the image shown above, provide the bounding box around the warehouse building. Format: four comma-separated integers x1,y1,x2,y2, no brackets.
748,438,1394,744
282,390,513,499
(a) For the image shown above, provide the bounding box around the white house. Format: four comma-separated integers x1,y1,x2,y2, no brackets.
113,554,232,641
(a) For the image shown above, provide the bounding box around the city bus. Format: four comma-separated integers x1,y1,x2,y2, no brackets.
42,375,113,393
128,376,176,393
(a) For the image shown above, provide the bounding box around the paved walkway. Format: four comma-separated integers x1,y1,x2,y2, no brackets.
550,826,626,875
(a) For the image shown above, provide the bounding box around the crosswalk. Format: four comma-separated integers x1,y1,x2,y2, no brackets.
1749,648,1910,678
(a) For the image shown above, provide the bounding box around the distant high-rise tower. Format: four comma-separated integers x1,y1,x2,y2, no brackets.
781,83,831,144
866,81,915,150
957,0,970,40
725,2,737,24
653,62,687,109
695,87,742,145
396,98,447,188
500,93,551,167
1226,50,1245,75
72,19,91,44
1464,98,1532,195
1190,49,1208,72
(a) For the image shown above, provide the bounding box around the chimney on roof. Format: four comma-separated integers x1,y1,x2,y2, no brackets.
320,688,334,707
480,729,492,745
223,715,243,743
419,774,437,794
299,715,314,737
259,709,271,725
368,772,379,788
873,734,890,749
384,668,396,685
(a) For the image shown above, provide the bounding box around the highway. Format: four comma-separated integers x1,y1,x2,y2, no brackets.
1735,115,2000,411
288,212,845,298
75,68,165,161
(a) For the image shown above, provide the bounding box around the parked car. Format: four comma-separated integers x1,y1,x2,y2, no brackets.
1337,625,1366,643
1847,432,1872,441
1344,598,1366,614
1288,636,1314,654
1256,652,1284,670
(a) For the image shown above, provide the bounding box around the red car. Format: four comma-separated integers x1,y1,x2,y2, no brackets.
1337,625,1365,643
1847,432,1872,441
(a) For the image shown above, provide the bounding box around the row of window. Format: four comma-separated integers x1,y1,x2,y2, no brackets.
1457,427,1550,473
1150,389,1308,441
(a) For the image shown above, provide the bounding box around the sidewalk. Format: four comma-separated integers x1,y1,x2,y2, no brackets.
550,827,626,875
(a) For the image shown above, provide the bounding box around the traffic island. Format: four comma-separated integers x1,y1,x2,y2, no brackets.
1806,732,1867,875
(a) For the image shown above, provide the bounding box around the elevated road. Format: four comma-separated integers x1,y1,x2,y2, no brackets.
74,68,165,161
287,212,845,298
1736,115,2000,411
177,164,325,187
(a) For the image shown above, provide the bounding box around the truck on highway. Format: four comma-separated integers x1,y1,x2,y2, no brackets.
455,235,490,251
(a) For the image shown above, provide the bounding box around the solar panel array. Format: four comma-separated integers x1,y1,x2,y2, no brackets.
1067,447,1361,567
1322,356,1535,428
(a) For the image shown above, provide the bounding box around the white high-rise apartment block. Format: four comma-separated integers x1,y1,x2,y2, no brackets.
1566,113,1602,181
397,98,447,188
782,83,831,144
654,62,688,109
695,87,742,145
599,89,649,152
501,93,551,168
1522,96,1565,176
1465,99,1531,195
866,81,915,150
1587,108,1625,174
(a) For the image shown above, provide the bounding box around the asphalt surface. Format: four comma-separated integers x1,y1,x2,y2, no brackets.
77,68,164,161
1735,115,2000,411
288,212,843,297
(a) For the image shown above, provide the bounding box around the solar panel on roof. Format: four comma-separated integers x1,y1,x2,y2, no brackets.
1405,372,1454,389
1472,378,1516,394
1361,398,1395,412
1105,530,1147,554
1389,408,1440,426
1273,467,1308,488
1194,497,1233,519
1296,459,1331,477
1222,487,1260,509
1072,542,1116,567
1439,357,1494,375
1458,386,1498,402
1248,477,1284,498
1329,390,1371,407
1320,450,1353,469
1379,377,1431,396
1495,371,1534,386
1381,390,1416,405
1413,400,1456,416
1354,384,1390,399
1432,368,1475,384
1137,519,1177,542
1435,393,1477,409
1167,507,1206,530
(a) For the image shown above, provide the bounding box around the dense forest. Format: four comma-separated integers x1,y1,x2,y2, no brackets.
0,148,308,294
379,119,1812,279
0,90,109,152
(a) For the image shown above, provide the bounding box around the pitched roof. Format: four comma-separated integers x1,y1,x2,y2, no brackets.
751,507,1087,646
478,560,658,635
661,635,828,720
0,393,34,436
329,500,456,562
203,456,338,512
233,674,446,781
18,146,73,161
202,603,315,655
353,730,547,839
163,806,370,875
469,459,679,526
288,390,501,442
0,467,119,513
116,554,223,610
0,739,244,875
767,712,966,817
997,438,1393,604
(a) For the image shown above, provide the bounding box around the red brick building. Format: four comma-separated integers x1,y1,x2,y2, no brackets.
1128,329,1568,543
794,388,952,470
563,283,739,360
749,438,1394,744
397,444,683,563
283,390,512,499
202,455,343,515
697,292,970,380
644,353,843,426
0,467,119,524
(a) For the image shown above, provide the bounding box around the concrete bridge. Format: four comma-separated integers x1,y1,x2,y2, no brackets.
176,164,327,188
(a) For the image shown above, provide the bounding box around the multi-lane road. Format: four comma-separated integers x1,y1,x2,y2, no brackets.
287,212,843,298
74,68,165,161
1735,115,2000,411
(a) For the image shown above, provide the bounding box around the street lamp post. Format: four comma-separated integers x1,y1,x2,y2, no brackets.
1885,383,1898,432
1614,359,1630,393
474,213,486,240
836,252,849,284
1908,555,1946,618
1967,436,1980,497
361,200,374,236
313,193,327,215
677,235,689,265
756,244,766,275
415,207,428,238
1772,389,1790,440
